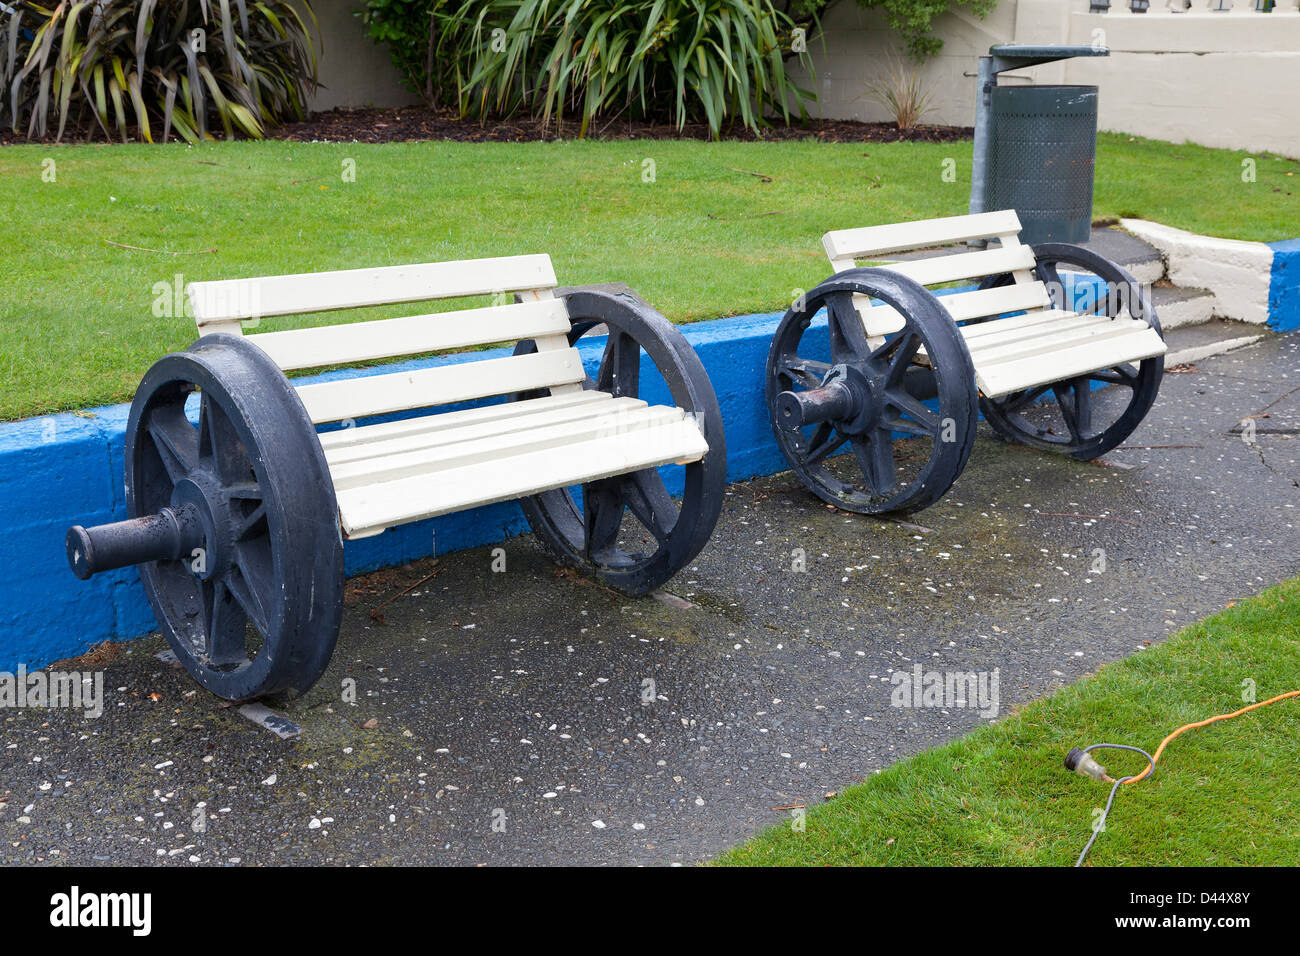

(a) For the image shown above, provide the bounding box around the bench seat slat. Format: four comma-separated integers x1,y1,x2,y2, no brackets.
968,318,1150,366
317,390,610,452
329,403,684,490
962,312,1121,350
977,327,1167,398
824,211,1023,261
188,254,558,325
958,309,1080,341
294,348,586,424
324,395,649,468
336,419,709,538
247,299,572,372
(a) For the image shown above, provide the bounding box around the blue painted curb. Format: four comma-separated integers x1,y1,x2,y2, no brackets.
1267,238,1300,333
0,308,798,671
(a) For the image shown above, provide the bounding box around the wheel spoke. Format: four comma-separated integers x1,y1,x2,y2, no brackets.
233,499,268,542
1090,364,1139,388
619,468,678,545
852,430,897,495
870,331,922,389
779,355,830,389
147,405,199,482
805,422,848,463
225,565,270,637
199,395,254,485
596,331,640,398
883,416,932,438
1074,380,1094,438
581,479,624,560
999,384,1052,414
884,389,940,434
1054,381,1092,443
825,291,873,364
202,579,247,667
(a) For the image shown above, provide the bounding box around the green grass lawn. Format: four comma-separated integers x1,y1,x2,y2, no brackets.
0,132,1296,421
716,577,1300,866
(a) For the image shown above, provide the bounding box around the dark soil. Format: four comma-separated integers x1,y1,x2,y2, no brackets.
2,106,971,146
273,106,972,144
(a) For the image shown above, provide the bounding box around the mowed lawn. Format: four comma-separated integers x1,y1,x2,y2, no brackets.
0,132,1296,420
717,577,1300,867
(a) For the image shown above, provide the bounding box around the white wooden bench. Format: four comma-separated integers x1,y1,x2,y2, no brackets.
67,253,726,701
767,210,1166,515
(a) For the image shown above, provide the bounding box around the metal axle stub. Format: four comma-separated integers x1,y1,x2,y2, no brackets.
776,364,875,434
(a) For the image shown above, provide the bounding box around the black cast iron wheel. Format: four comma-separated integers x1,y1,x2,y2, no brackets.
125,335,344,700
766,268,979,515
977,243,1164,460
512,290,726,595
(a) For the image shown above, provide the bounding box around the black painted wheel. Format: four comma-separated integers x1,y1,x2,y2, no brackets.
977,243,1164,460
125,335,343,700
766,268,978,515
513,291,726,595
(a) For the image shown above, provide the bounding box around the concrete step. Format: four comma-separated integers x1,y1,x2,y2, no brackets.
1151,282,1216,330
1076,225,1165,285
1162,318,1267,367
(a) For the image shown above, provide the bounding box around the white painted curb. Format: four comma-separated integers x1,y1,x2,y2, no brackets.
1120,219,1273,325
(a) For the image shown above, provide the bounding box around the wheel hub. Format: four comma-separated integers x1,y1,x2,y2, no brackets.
821,364,877,435
170,470,232,580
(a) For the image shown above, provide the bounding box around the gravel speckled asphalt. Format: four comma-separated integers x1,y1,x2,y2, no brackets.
2,335,1297,866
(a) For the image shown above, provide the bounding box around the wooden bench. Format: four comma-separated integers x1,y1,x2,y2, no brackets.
66,254,726,701
767,210,1166,515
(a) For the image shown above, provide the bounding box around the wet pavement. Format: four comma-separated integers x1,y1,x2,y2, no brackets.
2,334,1297,866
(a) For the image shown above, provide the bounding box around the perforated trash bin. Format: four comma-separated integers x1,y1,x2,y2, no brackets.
970,46,1109,246
987,84,1099,244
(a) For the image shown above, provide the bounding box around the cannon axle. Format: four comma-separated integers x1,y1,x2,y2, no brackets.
66,505,204,581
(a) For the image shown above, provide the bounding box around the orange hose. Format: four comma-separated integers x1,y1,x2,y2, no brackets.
1122,689,1300,785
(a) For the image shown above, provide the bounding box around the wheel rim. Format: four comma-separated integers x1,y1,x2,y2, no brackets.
766,270,978,515
978,244,1164,460
128,336,343,699
514,291,726,595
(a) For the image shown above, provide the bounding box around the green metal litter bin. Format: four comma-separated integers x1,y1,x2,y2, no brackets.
987,84,1099,244
970,46,1109,246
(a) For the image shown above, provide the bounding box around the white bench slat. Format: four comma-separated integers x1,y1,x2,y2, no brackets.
968,318,1150,366
878,245,1037,287
318,390,610,452
325,395,648,468
188,254,558,326
245,298,572,372
824,211,1023,261
977,327,1167,398
329,404,685,491
962,312,1117,351
336,419,710,538
958,309,1080,342
293,348,585,424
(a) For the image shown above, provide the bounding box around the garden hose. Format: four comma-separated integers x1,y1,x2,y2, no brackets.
1067,689,1300,866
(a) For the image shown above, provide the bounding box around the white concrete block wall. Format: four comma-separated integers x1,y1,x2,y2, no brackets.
789,0,1300,158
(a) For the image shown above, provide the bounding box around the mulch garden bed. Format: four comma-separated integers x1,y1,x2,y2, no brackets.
2,106,971,146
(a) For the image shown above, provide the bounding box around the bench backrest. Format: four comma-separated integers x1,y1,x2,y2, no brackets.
822,210,1051,338
185,254,585,424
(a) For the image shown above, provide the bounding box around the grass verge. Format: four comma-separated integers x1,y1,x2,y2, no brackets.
1,133,1296,420
716,576,1300,866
